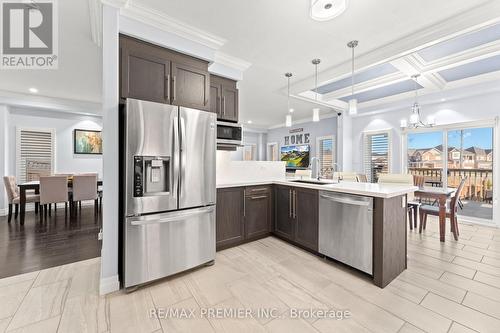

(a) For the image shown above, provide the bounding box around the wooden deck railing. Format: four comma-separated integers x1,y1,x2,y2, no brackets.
408,168,493,202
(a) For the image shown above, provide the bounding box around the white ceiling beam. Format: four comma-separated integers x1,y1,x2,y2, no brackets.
390,56,445,91
289,1,500,95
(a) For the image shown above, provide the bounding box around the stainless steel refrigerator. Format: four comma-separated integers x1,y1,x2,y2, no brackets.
122,98,216,288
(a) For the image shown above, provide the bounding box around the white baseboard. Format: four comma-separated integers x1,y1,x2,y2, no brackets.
100,275,120,295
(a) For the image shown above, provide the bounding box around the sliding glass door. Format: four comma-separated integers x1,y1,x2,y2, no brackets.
407,131,445,188
447,128,493,221
406,125,494,223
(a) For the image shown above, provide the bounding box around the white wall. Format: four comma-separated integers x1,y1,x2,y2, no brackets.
230,130,267,161
0,106,8,213
266,116,338,164
0,107,103,213
7,108,103,177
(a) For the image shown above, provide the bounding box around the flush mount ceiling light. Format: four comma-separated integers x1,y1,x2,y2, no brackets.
312,59,321,122
285,72,293,127
310,0,348,21
400,74,435,129
29,87,38,93
347,40,358,115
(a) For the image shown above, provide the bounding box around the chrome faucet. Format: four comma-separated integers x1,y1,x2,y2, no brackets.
332,163,342,182
310,157,321,180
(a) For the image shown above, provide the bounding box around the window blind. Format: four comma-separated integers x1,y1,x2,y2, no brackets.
317,136,335,179
364,132,390,183
16,128,54,183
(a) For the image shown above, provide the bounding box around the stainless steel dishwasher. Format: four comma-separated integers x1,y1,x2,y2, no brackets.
319,191,373,274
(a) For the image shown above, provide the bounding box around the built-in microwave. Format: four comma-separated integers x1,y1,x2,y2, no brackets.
217,121,242,147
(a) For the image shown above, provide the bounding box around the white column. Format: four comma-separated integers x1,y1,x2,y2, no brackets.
0,105,8,214
337,113,353,172
100,4,120,295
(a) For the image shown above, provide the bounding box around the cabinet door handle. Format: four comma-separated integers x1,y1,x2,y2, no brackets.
173,75,177,100
222,96,226,116
243,189,246,217
289,189,292,218
294,190,297,218
250,195,267,200
166,74,171,101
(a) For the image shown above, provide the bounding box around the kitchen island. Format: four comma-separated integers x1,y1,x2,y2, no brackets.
216,179,417,288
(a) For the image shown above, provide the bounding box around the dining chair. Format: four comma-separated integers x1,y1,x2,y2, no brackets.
356,174,368,183
72,174,98,214
419,177,467,241
377,174,417,230
39,176,69,219
3,176,40,222
334,172,358,182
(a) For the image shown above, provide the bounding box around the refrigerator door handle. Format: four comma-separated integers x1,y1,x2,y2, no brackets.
173,116,180,199
179,116,187,199
129,206,215,226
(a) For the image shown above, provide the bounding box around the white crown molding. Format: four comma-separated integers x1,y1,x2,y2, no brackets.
214,52,252,72
0,90,102,116
118,1,226,50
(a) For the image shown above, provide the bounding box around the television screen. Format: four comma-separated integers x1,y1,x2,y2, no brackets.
280,145,310,169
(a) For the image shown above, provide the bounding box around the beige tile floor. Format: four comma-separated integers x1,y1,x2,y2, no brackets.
1,216,500,332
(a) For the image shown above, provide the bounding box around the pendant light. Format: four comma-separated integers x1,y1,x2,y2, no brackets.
400,74,435,128
347,40,358,115
285,72,293,127
312,58,321,122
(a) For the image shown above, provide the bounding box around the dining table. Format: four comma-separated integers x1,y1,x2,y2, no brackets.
18,179,103,225
414,187,456,242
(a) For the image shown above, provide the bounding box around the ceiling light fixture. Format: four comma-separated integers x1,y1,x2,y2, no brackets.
310,0,347,21
400,74,435,129
29,87,38,94
247,120,252,124
312,58,321,122
285,72,293,127
347,40,358,115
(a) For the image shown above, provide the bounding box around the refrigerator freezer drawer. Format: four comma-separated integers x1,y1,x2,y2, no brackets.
124,206,216,288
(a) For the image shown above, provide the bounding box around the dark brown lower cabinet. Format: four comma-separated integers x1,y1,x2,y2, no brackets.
274,185,319,252
216,187,244,250
274,185,294,241
294,187,319,251
244,186,272,240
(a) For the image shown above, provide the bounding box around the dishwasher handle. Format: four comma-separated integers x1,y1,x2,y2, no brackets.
320,194,371,207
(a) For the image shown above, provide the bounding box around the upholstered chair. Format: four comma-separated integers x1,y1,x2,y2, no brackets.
39,176,69,219
3,176,40,222
72,174,98,214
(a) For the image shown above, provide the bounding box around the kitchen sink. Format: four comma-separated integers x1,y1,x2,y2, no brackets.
291,179,335,185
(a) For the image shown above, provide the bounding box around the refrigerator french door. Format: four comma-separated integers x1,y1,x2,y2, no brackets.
123,98,216,288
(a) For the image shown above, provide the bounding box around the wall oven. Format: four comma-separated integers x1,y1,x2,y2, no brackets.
217,121,242,148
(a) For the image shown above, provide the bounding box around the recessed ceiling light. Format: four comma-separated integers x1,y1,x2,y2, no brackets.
29,87,38,93
247,120,252,124
441,98,446,102
310,0,347,21
289,108,294,113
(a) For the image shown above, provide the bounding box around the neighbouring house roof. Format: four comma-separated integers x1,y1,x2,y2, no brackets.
466,146,487,155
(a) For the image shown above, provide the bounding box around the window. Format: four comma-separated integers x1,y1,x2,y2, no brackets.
16,128,55,183
267,142,279,161
363,131,391,182
243,144,257,161
316,135,335,179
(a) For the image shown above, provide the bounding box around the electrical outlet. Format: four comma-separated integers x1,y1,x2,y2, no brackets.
98,229,103,240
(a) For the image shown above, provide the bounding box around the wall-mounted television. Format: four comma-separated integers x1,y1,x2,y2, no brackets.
280,145,310,169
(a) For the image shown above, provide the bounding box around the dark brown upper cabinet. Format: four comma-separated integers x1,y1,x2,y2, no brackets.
210,75,239,122
120,35,210,111
120,43,171,104
244,186,272,240
274,185,318,251
171,63,210,110
216,187,244,250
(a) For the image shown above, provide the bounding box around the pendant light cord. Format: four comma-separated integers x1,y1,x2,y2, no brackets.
287,76,290,111
351,45,354,98
315,63,318,101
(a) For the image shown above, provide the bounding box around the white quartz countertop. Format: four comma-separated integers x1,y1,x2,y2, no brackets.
217,179,417,199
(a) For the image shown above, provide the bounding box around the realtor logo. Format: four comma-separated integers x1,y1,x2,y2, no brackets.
1,0,58,69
